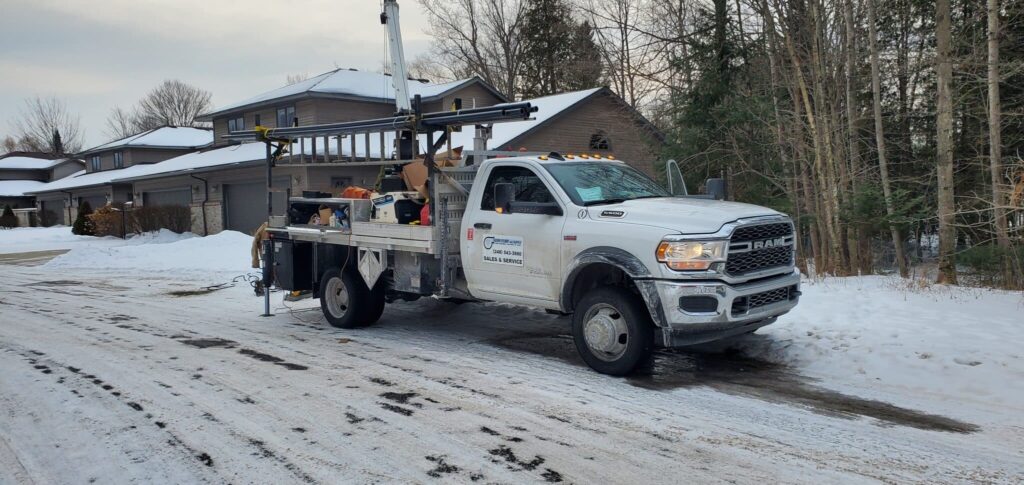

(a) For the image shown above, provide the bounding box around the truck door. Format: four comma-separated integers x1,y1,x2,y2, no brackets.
462,164,565,303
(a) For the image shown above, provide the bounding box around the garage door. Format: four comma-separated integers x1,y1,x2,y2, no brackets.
223,181,286,234
143,187,191,207
40,200,65,226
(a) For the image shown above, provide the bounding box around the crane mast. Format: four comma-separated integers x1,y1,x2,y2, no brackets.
381,0,412,114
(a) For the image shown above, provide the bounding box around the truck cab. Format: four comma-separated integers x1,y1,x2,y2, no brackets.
458,155,800,374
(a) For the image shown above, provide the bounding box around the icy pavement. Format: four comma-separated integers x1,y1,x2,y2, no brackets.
0,233,1022,483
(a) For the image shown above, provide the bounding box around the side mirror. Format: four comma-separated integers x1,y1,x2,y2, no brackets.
705,178,728,200
494,182,515,213
665,159,688,196
507,201,563,216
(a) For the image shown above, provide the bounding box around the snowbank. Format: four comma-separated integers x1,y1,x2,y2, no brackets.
0,226,128,254
44,230,253,275
732,275,1024,416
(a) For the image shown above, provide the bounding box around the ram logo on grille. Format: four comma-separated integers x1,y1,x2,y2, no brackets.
753,237,789,250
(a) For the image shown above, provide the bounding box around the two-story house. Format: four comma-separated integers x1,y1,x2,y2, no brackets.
114,69,507,235
113,68,664,235
0,152,85,225
27,126,212,226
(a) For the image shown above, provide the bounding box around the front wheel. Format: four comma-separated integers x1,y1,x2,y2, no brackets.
572,286,654,376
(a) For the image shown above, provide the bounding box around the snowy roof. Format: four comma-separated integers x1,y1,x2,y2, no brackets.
0,179,45,197
448,88,604,150
199,69,498,120
111,143,269,182
0,155,80,171
80,127,213,156
26,166,142,194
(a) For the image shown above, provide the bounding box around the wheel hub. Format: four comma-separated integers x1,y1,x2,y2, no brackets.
324,277,349,318
582,304,629,361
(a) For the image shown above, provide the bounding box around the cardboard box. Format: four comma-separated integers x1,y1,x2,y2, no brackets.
401,158,457,199
318,207,333,225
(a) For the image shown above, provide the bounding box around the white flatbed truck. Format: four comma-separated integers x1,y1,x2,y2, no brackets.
264,154,800,375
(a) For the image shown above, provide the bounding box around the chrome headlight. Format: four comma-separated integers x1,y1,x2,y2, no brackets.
656,240,728,271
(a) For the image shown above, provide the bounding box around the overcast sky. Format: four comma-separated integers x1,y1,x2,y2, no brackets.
0,0,435,148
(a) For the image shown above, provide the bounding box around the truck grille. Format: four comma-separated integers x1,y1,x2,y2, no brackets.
731,285,797,315
731,222,792,241
725,222,794,276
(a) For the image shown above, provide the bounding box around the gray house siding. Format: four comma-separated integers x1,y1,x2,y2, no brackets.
0,196,34,210
50,161,84,180
0,169,47,181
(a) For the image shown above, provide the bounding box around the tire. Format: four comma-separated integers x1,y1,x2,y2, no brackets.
358,280,387,326
572,286,654,376
319,268,369,329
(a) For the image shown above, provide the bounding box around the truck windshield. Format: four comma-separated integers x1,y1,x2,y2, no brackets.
544,162,670,206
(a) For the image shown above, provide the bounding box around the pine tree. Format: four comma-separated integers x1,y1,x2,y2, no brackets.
0,205,18,229
52,128,63,156
72,200,96,236
519,0,602,98
566,21,603,91
520,0,574,98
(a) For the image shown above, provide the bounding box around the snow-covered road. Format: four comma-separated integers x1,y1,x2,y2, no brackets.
1,249,1021,484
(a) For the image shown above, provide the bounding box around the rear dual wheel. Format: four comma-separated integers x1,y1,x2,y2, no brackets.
319,268,385,328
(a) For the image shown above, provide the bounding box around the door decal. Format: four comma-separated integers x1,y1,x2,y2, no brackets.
482,235,524,266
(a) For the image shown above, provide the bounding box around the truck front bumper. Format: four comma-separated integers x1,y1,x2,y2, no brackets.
643,269,801,347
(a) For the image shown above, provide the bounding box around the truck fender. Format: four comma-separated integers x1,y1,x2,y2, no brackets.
561,247,666,327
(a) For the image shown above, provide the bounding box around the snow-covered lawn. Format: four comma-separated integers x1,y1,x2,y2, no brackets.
43,230,253,277
732,276,1024,420
0,226,193,255
1,231,1022,483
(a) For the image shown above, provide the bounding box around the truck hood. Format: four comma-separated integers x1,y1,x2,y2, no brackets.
585,197,783,235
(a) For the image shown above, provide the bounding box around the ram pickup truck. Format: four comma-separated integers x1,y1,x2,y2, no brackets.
267,154,800,375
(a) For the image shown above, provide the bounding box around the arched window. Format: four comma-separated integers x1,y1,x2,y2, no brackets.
589,130,611,150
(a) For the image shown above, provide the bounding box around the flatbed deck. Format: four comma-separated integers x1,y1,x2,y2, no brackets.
268,222,438,254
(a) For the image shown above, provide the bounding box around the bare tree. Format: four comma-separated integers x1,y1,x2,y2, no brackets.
987,0,1012,285
867,0,909,277
134,80,213,130
286,73,310,85
580,0,662,110
104,80,212,140
105,106,138,140
418,0,529,99
12,96,83,154
935,0,956,284
407,53,458,83
2,136,16,154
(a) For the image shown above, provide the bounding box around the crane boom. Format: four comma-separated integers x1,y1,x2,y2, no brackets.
381,0,412,113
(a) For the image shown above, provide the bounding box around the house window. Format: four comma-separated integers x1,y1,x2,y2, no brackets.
227,116,245,132
331,176,353,189
589,130,611,150
254,114,261,127
90,156,101,171
113,151,124,169
277,106,296,127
